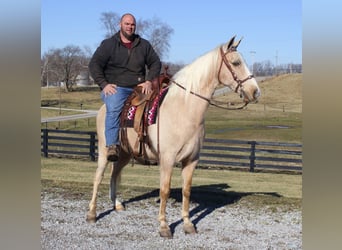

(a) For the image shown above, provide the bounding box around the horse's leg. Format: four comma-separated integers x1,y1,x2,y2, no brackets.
109,150,131,211
158,159,174,238
181,160,198,234
86,154,109,223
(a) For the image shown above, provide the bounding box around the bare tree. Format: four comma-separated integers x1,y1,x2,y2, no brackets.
100,12,174,60
100,12,121,38
41,45,88,91
138,16,173,60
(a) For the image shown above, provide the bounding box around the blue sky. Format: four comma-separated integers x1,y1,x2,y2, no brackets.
41,0,302,65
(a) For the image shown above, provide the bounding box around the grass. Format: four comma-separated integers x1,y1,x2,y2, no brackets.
205,109,301,141
41,86,102,109
205,74,302,142
41,157,302,211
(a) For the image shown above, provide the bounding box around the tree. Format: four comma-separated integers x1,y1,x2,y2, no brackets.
100,12,174,60
100,12,121,38
41,45,88,91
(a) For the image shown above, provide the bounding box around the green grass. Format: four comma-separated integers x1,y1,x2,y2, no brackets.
205,107,301,142
41,157,302,211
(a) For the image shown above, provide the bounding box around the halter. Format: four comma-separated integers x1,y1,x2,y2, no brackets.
218,46,254,93
171,45,254,110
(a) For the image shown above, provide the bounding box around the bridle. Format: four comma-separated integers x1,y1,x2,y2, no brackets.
218,46,254,93
171,45,255,110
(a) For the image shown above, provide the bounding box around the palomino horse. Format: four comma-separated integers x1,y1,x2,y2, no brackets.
86,36,261,238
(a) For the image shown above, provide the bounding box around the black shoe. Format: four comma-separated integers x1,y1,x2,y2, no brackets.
107,145,119,161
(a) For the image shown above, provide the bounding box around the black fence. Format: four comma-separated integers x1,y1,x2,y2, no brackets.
41,129,302,173
41,129,97,161
199,138,302,173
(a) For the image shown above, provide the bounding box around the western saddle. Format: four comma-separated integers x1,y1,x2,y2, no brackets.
120,66,172,164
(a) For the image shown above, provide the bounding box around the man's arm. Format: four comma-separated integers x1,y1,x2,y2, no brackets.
145,44,162,82
88,41,111,90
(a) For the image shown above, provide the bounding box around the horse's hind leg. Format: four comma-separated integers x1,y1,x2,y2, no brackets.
86,154,109,223
109,150,131,211
181,160,197,234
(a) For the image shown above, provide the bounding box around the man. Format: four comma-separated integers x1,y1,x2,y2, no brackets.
89,13,161,161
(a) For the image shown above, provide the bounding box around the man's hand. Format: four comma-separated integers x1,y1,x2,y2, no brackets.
138,80,153,94
103,83,117,96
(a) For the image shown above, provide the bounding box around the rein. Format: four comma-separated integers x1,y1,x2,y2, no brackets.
172,80,248,110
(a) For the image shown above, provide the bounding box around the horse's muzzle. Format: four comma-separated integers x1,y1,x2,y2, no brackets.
241,87,260,104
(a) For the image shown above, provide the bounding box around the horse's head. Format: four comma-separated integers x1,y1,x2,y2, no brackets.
218,36,261,104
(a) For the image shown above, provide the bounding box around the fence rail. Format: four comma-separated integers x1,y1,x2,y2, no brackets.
199,138,302,172
41,129,302,173
41,129,97,161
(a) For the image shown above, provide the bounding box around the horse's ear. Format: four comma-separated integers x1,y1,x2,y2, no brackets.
233,37,243,49
226,35,236,51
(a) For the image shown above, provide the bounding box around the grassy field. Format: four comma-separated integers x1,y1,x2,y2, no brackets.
41,157,301,210
204,74,302,141
41,74,302,209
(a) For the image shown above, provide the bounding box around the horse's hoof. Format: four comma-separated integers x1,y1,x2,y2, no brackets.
159,228,173,238
115,204,125,211
184,223,197,235
86,213,96,223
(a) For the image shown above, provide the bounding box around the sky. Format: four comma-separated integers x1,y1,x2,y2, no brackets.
41,0,302,66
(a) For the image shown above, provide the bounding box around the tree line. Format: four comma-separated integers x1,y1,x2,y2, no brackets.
252,61,302,76
41,11,301,91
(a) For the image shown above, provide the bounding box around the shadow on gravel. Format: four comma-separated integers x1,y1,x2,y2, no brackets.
111,183,282,235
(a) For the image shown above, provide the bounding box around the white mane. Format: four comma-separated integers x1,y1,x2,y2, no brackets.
167,45,221,99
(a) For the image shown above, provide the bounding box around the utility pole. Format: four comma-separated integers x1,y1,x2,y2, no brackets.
46,60,49,88
59,81,62,115
275,50,278,75
250,51,256,75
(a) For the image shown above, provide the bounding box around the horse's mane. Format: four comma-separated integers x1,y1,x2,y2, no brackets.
167,45,221,99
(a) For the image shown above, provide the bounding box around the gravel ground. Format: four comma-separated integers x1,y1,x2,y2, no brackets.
41,191,302,250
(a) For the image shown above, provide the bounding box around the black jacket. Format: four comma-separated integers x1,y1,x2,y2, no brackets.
89,32,161,90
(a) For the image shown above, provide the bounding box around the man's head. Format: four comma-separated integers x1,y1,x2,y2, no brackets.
120,13,136,41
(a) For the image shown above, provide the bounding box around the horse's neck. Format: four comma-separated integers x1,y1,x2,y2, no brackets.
171,52,219,96
163,83,214,126
181,93,209,121
162,49,220,124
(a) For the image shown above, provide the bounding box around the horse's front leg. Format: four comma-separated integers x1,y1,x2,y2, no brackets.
158,161,174,238
181,160,197,234
86,155,109,223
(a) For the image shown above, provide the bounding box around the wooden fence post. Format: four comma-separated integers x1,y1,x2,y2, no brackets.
249,141,256,172
89,133,96,161
42,129,49,158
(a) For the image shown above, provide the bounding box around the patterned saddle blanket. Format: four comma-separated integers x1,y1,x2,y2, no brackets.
120,86,169,129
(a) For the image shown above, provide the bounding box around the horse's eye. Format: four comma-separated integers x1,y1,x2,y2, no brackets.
232,61,241,67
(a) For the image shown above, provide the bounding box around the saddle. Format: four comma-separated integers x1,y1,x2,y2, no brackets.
120,68,171,164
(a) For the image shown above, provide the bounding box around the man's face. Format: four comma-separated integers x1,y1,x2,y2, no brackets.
120,15,136,40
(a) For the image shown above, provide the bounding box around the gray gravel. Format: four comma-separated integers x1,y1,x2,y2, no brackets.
41,191,302,249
